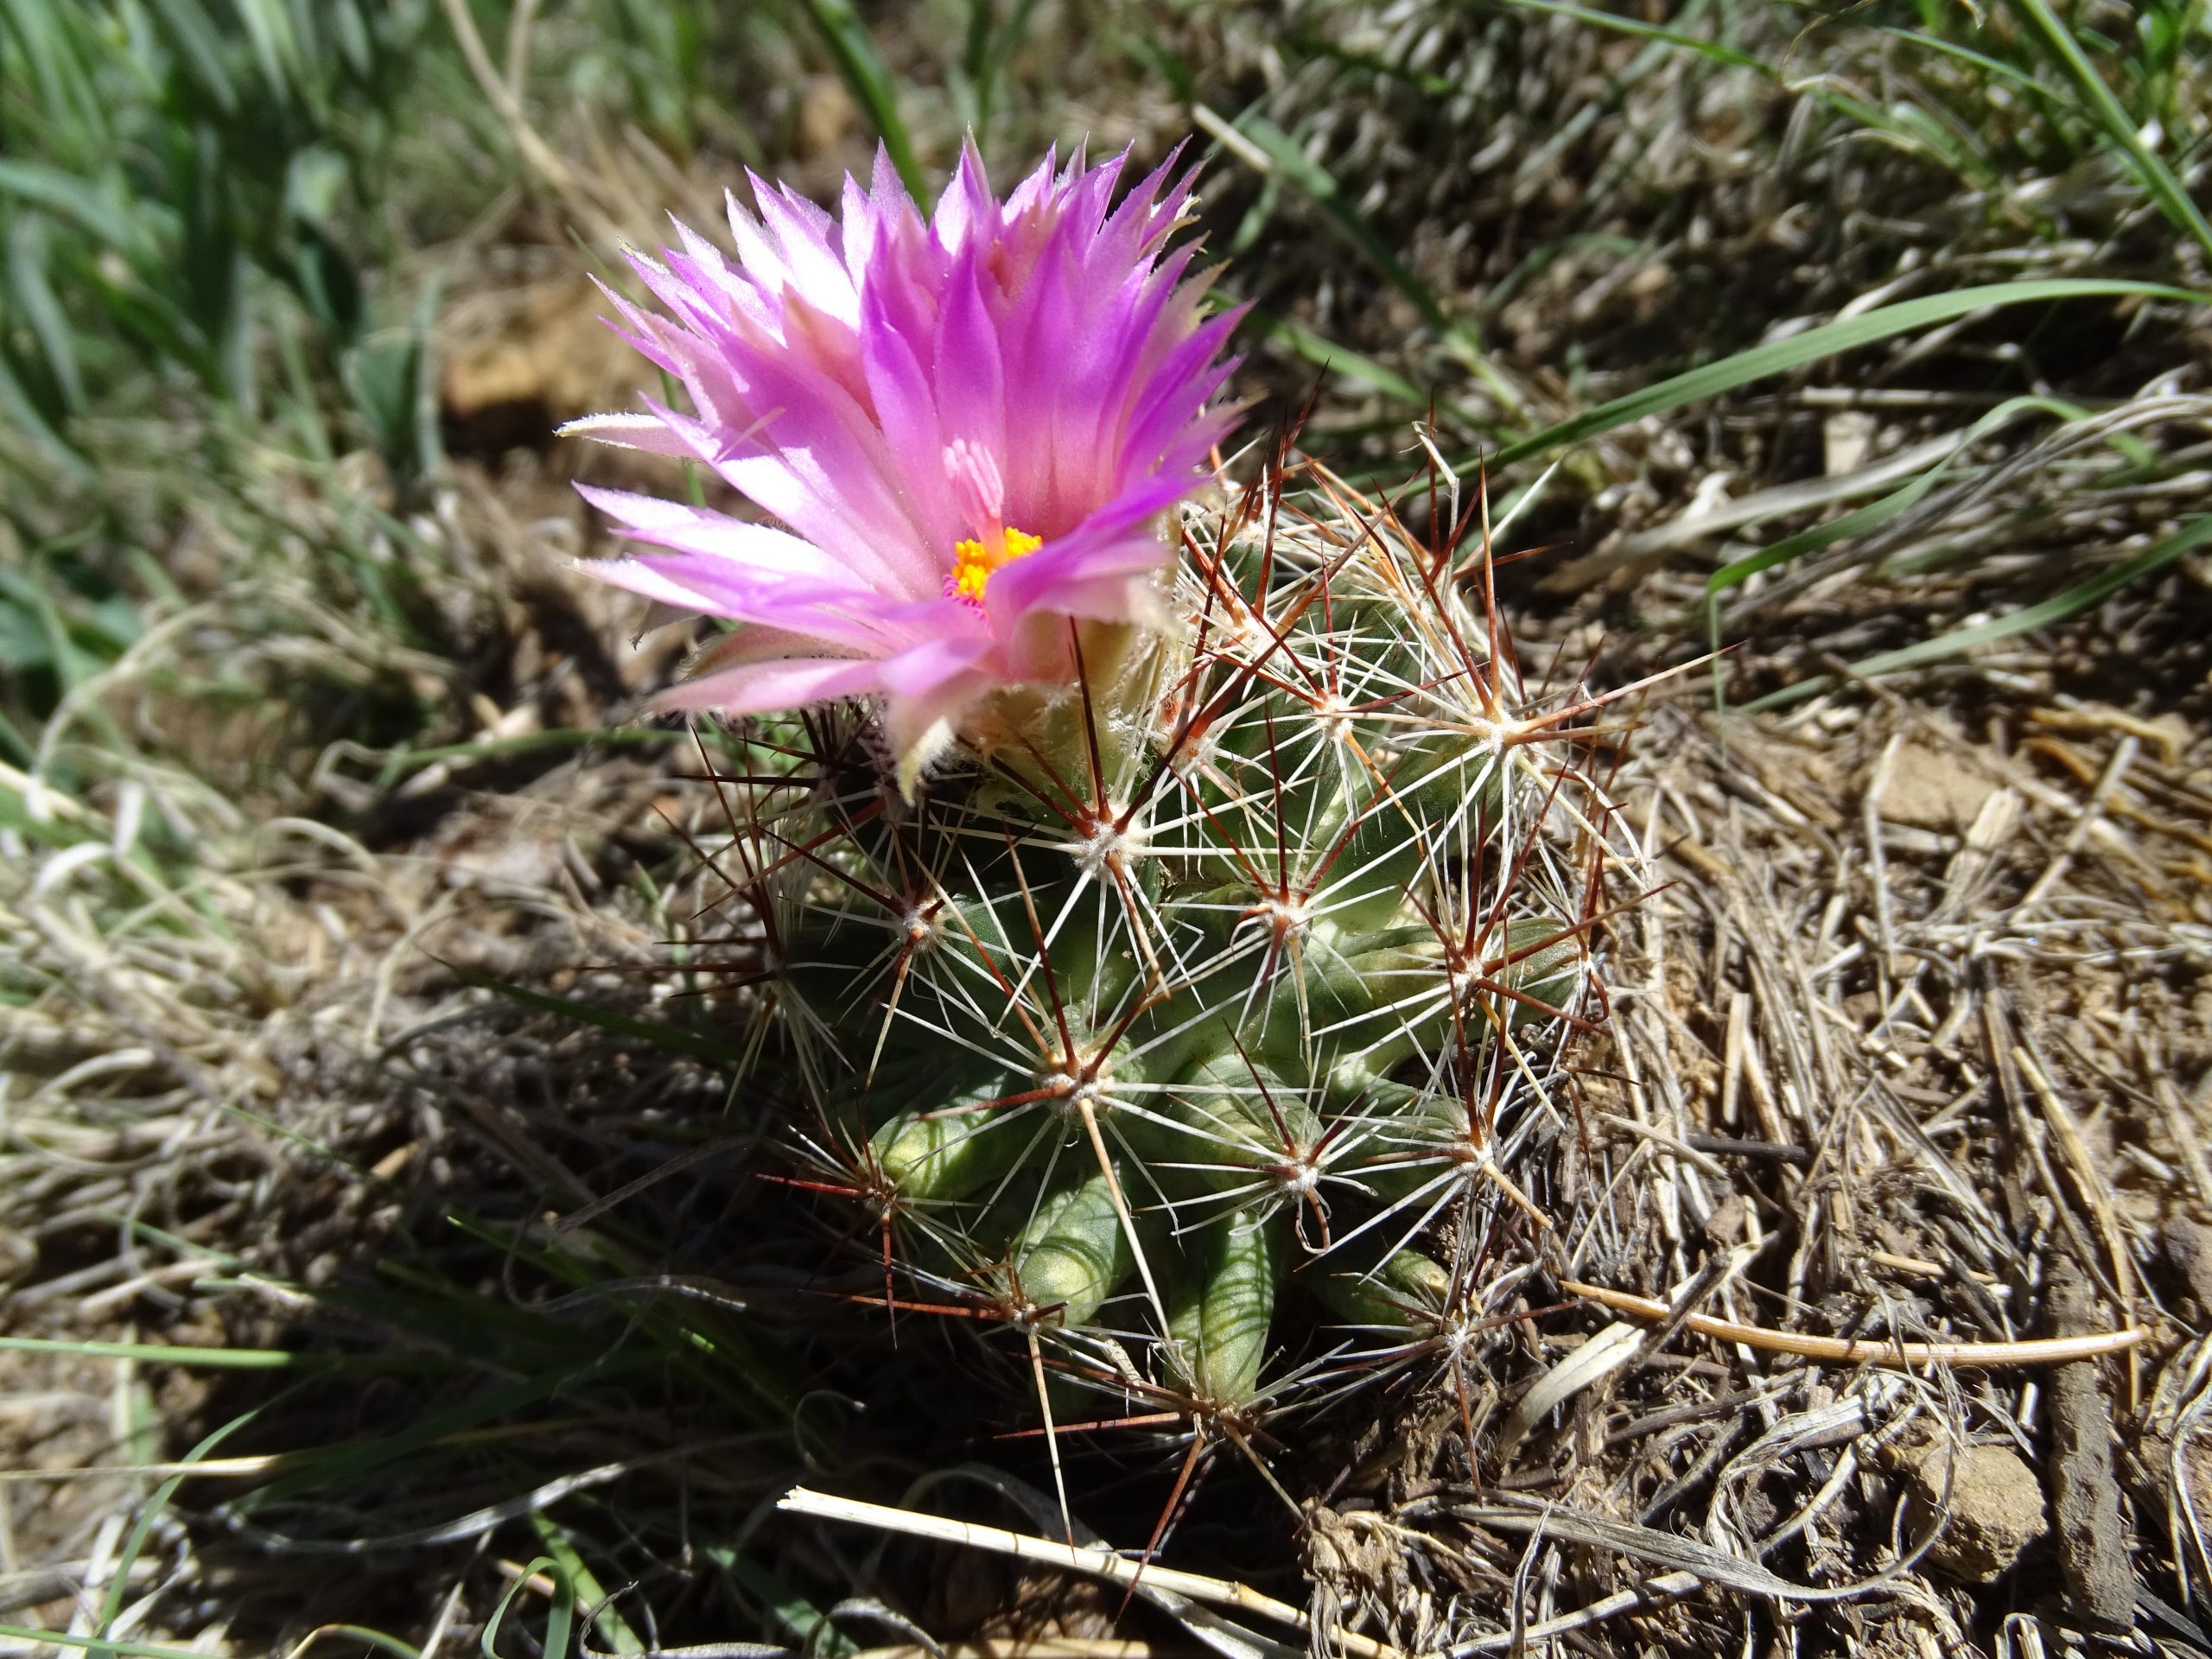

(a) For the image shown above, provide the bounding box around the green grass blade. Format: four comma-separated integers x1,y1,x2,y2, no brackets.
337,1265,628,1366
544,1570,577,1659
1215,111,1458,345
1204,108,1526,413
0,1334,297,1367
0,0,102,138
298,1631,421,1659
1487,278,2206,469
232,0,301,106
436,1214,798,1430
143,0,241,112
533,1515,645,1656
0,344,92,481
433,958,734,1066
1878,25,2063,105
239,1371,593,1511
1703,395,2088,712
481,1555,571,1659
0,158,142,253
1500,0,1772,73
1245,306,1427,406
2006,0,2212,260
963,0,1043,129
0,1627,261,1659
1748,512,2212,710
0,1333,448,1374
1705,396,2088,599
796,0,927,200
94,1406,272,1656
9,212,83,410
709,1546,860,1656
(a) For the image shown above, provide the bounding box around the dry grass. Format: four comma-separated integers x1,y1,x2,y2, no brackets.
12,466,2208,1655
1277,623,2212,1654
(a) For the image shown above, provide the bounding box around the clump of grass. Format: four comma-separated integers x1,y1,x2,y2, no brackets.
0,0,437,459
1174,0,2211,702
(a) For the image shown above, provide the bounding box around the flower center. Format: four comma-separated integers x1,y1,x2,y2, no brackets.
950,525,1043,605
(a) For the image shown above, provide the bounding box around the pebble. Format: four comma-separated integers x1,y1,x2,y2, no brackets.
1897,1440,2048,1584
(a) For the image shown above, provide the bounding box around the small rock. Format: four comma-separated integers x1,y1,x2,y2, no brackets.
1897,1440,2048,1584
2164,1214,2212,1314
0,1226,32,1287
439,277,640,451
1873,742,2000,833
1823,410,1877,476
796,75,858,156
1704,1193,1750,1248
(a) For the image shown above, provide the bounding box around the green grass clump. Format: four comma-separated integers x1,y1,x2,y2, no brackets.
0,0,432,446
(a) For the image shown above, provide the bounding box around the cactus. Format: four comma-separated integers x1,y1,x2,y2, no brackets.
569,147,1641,1506
707,460,1634,1459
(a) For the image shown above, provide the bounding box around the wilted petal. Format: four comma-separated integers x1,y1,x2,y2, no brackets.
558,412,696,455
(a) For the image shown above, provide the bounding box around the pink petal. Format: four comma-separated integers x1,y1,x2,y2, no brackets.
576,486,874,591
655,654,886,715
932,247,1007,486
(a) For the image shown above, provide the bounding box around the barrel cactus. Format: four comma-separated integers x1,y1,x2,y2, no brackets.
569,143,1634,1499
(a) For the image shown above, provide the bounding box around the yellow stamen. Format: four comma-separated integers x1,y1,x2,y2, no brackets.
950,525,1043,604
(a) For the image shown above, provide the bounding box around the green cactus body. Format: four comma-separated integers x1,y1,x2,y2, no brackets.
873,1079,1030,1203
1008,1166,1135,1329
718,478,1634,1443
1312,1249,1454,1334
1166,1211,1283,1408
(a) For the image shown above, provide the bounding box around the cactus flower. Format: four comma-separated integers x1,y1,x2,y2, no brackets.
568,143,1241,790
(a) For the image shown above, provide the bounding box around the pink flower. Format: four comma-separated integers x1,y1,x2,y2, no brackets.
567,142,1241,788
